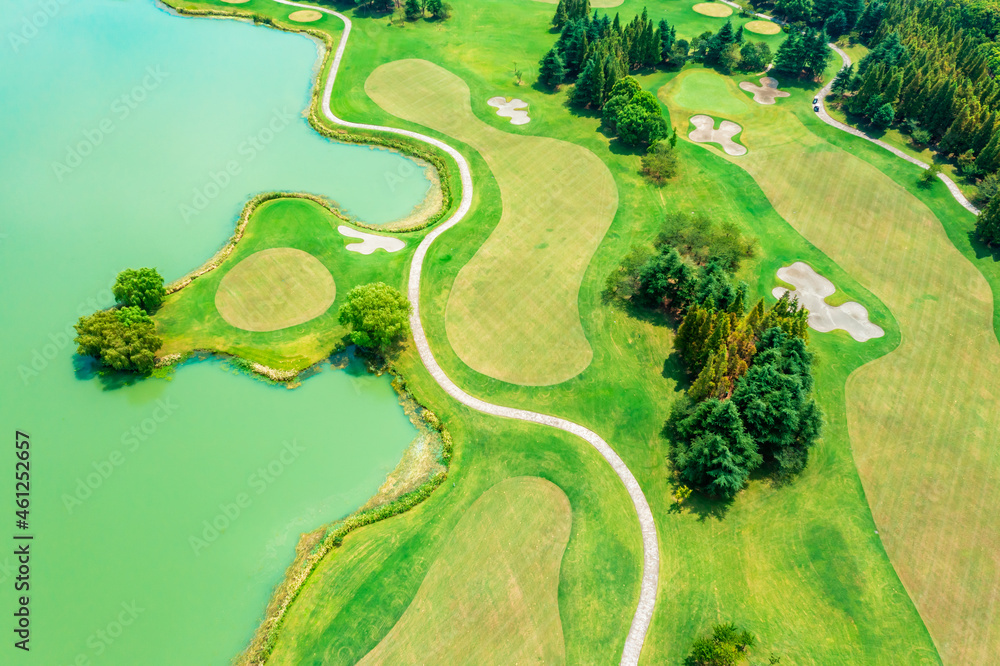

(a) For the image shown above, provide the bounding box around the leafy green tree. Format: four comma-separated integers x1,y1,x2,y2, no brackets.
666,397,762,499
112,267,165,313
739,41,772,72
774,0,812,22
338,282,412,351
974,171,1000,206
830,63,854,94
805,29,830,78
718,42,742,73
425,0,448,19
772,31,804,74
640,139,678,185
74,307,162,373
538,48,567,88
404,0,422,20
976,194,1000,246
872,102,895,129
705,20,736,64
658,18,676,62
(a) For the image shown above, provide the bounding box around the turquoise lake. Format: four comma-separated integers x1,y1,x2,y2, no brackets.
0,0,429,662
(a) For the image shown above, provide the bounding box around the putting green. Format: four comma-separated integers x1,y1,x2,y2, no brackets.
744,19,781,34
663,68,1000,664
367,59,618,386
215,247,336,332
671,69,751,118
356,477,571,665
288,10,322,22
692,2,733,17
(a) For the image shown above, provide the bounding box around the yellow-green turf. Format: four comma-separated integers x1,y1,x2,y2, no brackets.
743,19,781,34
353,477,571,665
155,197,420,371
662,66,1000,664
692,2,733,17
214,247,336,332
533,0,624,7
366,59,618,387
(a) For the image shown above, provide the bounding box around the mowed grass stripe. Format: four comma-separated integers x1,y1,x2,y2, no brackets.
356,477,571,665
663,68,1000,663
366,59,618,386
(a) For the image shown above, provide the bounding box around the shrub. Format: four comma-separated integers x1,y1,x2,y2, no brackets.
641,139,679,185
112,267,165,312
74,307,162,373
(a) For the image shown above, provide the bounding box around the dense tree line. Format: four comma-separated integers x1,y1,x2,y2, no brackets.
825,0,1000,220
75,268,166,374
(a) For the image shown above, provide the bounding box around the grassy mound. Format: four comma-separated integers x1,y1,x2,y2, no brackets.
366,58,618,386
354,477,571,665
663,66,1000,664
692,2,733,17
215,248,336,332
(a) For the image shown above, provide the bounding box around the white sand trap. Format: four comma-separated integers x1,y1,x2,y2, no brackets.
338,225,405,255
688,115,747,156
487,97,531,125
288,10,322,22
772,262,885,342
739,77,791,104
220,0,250,4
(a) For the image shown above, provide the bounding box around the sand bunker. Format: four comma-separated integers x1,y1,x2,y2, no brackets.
487,97,530,125
338,225,405,255
220,0,249,4
693,2,733,16
772,262,884,342
288,10,322,22
739,77,791,104
688,115,747,156
744,19,781,34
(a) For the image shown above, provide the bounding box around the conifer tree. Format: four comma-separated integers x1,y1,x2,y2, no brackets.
538,48,567,88
977,132,1000,174
976,193,1000,246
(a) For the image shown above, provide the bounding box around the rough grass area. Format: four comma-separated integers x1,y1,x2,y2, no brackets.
355,477,571,665
214,248,336,332
663,66,1000,664
366,58,618,386
155,197,418,371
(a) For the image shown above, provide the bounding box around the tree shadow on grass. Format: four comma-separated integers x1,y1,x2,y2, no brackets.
684,489,734,522
73,355,149,390
968,230,1000,262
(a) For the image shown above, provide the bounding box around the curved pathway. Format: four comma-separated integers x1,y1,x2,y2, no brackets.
719,2,979,214
271,0,659,663
816,45,980,214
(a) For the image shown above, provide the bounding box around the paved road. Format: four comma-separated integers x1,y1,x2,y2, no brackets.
270,0,660,663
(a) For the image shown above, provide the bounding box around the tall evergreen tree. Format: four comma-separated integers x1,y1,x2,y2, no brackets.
538,48,567,88
976,193,1000,246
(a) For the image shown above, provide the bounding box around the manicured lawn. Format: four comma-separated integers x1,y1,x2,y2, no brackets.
160,0,989,664
354,477,571,665
663,67,1000,664
366,58,618,386
154,197,419,370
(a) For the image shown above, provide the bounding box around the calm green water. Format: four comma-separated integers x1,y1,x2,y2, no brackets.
0,1,428,663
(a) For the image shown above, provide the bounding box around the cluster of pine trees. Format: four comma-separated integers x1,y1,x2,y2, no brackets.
606,215,821,499
691,21,775,74
771,28,831,78
832,0,1000,187
768,0,865,34
538,9,678,144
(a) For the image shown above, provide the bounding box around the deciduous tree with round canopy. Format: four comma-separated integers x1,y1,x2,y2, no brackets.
338,282,412,352
112,267,165,312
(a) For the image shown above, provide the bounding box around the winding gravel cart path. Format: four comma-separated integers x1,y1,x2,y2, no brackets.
271,0,660,662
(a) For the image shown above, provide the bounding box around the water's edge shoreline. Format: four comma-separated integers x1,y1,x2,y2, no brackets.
150,3,458,664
